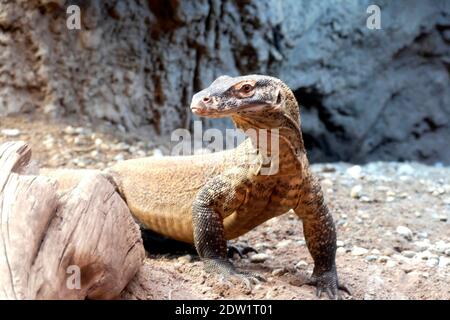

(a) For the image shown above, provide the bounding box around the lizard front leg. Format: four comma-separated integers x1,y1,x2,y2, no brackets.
294,176,350,299
192,175,263,287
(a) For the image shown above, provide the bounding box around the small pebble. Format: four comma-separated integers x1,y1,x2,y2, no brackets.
371,249,381,255
365,255,378,262
386,191,396,197
73,137,85,146
75,127,89,135
272,268,287,276
417,231,429,239
426,258,439,267
295,260,308,269
90,150,99,158
114,142,130,151
336,240,345,247
386,260,397,268
414,239,431,251
276,239,293,249
392,253,409,263
438,257,450,268
253,284,263,291
95,138,103,146
382,248,395,256
351,246,368,256
177,255,193,264
417,250,438,260
346,165,362,179
397,164,414,175
358,211,370,219
431,188,445,196
386,196,395,202
336,247,346,255
43,137,55,149
114,153,125,161
321,165,336,173
350,185,363,199
401,250,416,258
1,129,21,137
63,126,76,135
401,264,414,273
250,253,270,263
321,179,333,187
433,241,450,254
396,226,413,241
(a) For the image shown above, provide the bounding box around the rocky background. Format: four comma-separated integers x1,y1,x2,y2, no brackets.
0,0,449,164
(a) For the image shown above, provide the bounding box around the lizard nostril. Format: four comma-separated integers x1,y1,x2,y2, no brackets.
202,96,211,103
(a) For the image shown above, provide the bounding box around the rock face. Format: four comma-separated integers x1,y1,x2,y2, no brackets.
0,0,449,163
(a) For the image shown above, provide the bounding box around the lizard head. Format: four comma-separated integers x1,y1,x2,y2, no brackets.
190,75,300,130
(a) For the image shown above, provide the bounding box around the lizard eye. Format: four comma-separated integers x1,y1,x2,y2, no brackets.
241,84,253,93
234,81,256,98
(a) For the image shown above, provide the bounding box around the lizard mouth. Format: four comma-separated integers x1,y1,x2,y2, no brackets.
190,104,226,117
191,103,279,118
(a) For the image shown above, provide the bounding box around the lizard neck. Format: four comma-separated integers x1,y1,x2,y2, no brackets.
232,101,307,176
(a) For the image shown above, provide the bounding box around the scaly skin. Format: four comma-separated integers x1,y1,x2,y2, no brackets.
43,75,349,299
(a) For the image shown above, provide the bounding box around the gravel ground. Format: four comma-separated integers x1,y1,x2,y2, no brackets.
1,114,449,300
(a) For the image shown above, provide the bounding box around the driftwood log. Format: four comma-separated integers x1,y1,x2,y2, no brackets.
0,141,145,299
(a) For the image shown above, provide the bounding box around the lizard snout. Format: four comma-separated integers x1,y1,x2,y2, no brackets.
190,92,214,116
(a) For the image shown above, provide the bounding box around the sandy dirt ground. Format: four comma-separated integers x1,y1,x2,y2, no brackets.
1,114,449,300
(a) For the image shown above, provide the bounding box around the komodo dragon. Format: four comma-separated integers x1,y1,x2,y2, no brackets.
44,75,349,299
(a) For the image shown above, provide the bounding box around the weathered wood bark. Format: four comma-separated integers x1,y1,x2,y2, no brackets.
0,141,145,299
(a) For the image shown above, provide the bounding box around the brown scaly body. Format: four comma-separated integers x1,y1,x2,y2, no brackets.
44,75,349,299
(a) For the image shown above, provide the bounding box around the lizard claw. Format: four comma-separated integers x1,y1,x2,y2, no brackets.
204,258,265,291
305,267,351,300
227,242,258,259
230,271,266,291
238,270,266,284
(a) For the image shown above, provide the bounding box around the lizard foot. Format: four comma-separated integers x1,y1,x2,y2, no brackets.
305,268,351,300
204,258,265,290
227,242,257,259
